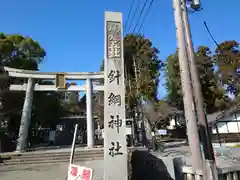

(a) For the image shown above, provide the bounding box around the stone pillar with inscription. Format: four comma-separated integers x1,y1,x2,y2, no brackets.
104,12,128,180
86,78,94,148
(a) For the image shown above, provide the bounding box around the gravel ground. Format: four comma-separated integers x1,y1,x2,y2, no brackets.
0,159,104,180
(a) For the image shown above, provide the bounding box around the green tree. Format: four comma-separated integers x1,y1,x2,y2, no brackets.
165,53,182,110
214,40,240,96
124,34,163,102
165,45,230,114
0,33,46,137
0,33,46,112
0,33,45,70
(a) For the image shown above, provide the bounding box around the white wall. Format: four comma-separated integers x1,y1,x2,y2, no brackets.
212,113,240,134
167,118,179,130
143,117,152,140
236,112,240,121
166,115,185,130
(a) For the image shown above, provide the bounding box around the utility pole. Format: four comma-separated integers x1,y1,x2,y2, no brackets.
173,0,203,172
181,0,218,179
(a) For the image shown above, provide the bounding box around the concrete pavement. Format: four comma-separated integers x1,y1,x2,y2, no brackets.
1,142,240,179
0,159,104,180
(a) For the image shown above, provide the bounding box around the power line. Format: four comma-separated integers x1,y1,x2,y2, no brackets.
124,0,136,33
132,0,150,33
127,0,142,33
204,20,232,78
137,0,154,34
203,21,220,47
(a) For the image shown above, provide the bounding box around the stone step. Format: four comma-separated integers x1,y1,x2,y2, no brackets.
0,148,103,157
1,150,103,158
0,153,103,163
0,148,104,166
1,152,103,163
1,156,103,166
0,146,147,166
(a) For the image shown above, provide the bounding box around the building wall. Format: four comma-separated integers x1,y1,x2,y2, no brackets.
212,113,240,134
62,91,79,103
167,115,185,130
167,118,181,130
143,117,152,140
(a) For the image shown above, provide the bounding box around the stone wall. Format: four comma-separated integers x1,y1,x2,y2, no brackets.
128,150,174,180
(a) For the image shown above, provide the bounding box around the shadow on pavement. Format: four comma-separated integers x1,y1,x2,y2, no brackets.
130,150,173,180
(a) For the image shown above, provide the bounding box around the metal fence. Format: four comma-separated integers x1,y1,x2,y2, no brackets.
183,165,240,180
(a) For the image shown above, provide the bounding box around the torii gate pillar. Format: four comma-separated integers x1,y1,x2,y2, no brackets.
86,78,94,148
16,78,34,152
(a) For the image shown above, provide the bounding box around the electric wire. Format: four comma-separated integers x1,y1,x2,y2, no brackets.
137,0,154,34
203,21,220,48
127,0,142,33
132,0,149,33
124,0,136,33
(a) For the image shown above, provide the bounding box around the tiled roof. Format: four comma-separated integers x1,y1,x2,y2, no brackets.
207,104,240,124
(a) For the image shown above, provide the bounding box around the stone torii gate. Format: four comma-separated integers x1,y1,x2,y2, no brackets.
1,11,128,180
3,66,104,151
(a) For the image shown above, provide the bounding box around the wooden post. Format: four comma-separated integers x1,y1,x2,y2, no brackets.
173,0,203,171
104,11,128,180
69,124,79,164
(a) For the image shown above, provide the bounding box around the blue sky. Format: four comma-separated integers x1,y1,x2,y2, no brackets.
1,0,240,99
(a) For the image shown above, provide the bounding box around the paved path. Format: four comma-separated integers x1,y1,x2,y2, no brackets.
1,142,240,179
0,160,104,180
154,141,240,168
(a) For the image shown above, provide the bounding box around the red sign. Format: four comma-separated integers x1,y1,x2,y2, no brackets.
68,164,93,180
71,166,78,177
82,168,91,180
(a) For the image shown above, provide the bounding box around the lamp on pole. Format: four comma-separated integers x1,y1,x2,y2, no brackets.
190,0,201,9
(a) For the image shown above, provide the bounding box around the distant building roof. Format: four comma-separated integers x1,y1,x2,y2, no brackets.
207,111,223,124
207,105,240,125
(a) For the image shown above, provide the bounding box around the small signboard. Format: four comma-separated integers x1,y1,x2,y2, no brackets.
126,119,133,135
67,164,93,180
158,129,167,135
126,127,132,135
56,73,66,89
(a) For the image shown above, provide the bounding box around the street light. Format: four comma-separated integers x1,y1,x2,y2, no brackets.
187,0,201,10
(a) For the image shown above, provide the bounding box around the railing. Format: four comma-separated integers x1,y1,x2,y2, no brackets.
182,166,203,180
212,133,240,143
182,165,240,180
